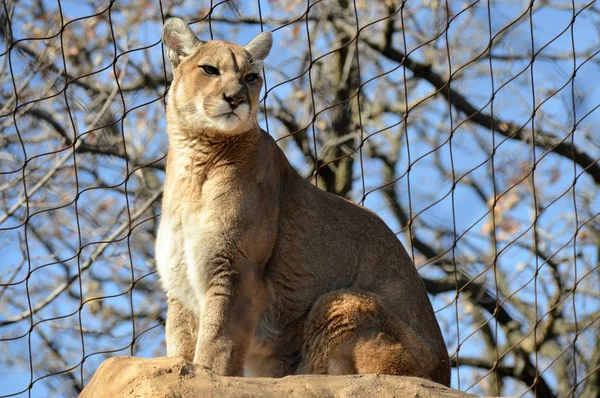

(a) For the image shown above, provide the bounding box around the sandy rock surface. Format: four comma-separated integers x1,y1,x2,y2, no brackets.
80,356,480,398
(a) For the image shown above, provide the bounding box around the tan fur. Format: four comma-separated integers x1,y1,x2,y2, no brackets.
155,18,451,386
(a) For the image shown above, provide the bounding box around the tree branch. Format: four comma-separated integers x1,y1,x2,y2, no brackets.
336,21,600,186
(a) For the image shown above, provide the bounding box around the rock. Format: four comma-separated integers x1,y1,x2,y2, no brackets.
80,356,478,398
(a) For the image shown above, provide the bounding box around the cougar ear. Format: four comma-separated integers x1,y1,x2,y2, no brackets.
244,31,273,63
162,17,202,68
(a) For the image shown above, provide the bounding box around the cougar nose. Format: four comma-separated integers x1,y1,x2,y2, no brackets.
224,93,246,109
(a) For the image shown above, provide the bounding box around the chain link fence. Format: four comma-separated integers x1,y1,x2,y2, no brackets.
1,1,599,396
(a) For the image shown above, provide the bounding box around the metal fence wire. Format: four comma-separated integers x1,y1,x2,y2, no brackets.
1,0,599,397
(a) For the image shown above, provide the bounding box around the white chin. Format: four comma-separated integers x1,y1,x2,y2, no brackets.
212,113,243,132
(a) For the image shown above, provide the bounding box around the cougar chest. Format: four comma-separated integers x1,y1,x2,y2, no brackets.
156,212,196,307
156,170,230,311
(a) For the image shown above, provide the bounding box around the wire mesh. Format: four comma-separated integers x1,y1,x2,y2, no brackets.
0,1,599,397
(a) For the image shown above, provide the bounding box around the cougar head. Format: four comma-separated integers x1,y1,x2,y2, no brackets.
162,17,272,135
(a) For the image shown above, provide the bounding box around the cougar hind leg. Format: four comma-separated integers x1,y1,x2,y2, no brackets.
298,289,437,381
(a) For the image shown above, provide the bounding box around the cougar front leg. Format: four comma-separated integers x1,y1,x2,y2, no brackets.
182,207,264,376
193,254,261,376
165,295,198,361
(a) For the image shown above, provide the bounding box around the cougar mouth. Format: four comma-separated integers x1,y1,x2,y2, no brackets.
216,111,240,119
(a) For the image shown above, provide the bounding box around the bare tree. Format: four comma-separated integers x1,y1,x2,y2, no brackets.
1,1,598,397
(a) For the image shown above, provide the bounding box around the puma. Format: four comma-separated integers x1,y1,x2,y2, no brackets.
155,17,451,386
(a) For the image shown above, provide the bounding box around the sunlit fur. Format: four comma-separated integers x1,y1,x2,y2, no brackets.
156,18,451,386
166,41,263,138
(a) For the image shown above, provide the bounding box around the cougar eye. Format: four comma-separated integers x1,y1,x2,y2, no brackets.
244,73,259,83
200,65,219,76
